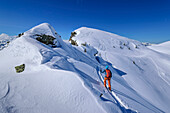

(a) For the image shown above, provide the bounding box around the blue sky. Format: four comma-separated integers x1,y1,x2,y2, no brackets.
0,0,170,43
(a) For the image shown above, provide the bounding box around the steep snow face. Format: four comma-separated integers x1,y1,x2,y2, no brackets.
73,27,170,112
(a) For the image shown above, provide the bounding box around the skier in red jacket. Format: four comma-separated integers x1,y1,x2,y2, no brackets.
101,66,112,91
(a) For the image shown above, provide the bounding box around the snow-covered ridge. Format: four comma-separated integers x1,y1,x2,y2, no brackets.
72,27,145,53
0,23,169,113
158,41,170,46
25,23,59,37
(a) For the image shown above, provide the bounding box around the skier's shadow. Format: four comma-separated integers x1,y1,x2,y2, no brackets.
112,67,126,76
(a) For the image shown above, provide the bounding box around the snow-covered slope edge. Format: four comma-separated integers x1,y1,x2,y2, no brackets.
72,27,170,113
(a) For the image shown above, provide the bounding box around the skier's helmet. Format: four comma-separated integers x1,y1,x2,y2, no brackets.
105,65,109,69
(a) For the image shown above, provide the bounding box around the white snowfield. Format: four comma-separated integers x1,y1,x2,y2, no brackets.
0,23,169,113
148,41,170,55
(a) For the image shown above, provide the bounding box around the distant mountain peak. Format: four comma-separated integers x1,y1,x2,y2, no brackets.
0,33,16,42
0,33,10,39
0,33,9,37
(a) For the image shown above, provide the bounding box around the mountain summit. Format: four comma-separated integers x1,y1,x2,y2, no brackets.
72,27,145,51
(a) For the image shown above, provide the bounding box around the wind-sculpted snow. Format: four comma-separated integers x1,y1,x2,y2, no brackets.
0,23,105,113
0,23,169,113
73,27,170,112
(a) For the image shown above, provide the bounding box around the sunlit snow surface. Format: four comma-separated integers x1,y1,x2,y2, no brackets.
0,23,169,113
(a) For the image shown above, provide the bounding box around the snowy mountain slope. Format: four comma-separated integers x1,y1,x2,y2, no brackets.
0,24,107,113
148,41,170,55
0,33,16,50
0,67,105,113
73,27,145,54
0,23,169,113
72,27,170,112
0,23,130,113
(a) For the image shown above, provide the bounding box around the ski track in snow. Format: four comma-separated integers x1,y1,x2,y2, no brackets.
97,71,137,113
97,69,164,113
0,83,10,100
